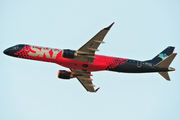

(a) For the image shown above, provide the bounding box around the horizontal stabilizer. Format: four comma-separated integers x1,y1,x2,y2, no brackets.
158,72,170,81
155,53,177,68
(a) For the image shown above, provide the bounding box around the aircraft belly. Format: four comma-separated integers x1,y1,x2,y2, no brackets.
56,58,107,72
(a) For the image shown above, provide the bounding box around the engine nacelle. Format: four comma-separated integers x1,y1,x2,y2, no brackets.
57,70,82,79
62,49,78,58
57,70,73,79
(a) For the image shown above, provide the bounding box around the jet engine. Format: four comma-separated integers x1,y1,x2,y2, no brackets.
57,70,81,79
62,49,78,58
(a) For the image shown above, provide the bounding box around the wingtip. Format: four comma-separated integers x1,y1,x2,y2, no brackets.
95,87,100,92
104,22,115,30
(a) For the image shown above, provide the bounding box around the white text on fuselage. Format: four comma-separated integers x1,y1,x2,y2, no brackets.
28,46,60,59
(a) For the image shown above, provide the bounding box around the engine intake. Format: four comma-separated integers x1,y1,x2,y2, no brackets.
62,49,78,58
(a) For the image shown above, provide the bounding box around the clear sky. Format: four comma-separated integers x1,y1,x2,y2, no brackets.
0,0,180,120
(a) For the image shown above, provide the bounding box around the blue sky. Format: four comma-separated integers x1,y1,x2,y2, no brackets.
0,0,180,120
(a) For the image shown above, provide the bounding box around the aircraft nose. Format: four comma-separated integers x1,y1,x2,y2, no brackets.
3,48,15,56
3,44,26,57
3,49,10,55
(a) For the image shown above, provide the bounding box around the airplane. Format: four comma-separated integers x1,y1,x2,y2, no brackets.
3,22,177,92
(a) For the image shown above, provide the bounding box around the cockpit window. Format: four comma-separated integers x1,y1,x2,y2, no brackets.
19,45,25,48
11,45,25,50
12,46,18,49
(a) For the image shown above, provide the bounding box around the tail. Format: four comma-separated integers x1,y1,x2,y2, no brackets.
144,46,175,65
144,46,177,81
156,53,177,81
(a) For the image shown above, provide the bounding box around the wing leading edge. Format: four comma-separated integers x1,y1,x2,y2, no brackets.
73,22,115,63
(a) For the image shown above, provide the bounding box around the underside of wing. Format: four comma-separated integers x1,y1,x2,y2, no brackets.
70,69,99,92
77,75,95,92
72,22,114,63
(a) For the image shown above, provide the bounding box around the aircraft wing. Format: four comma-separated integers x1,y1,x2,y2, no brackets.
70,69,99,92
73,22,114,63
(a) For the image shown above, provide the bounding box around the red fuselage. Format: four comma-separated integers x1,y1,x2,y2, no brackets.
4,44,171,74
12,44,128,72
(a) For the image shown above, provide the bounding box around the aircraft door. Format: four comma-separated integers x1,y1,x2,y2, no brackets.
137,61,142,68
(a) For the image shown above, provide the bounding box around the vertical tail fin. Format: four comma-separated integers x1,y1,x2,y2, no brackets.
145,46,175,65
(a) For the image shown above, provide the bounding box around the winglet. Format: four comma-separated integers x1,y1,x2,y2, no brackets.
95,87,100,92
104,22,115,30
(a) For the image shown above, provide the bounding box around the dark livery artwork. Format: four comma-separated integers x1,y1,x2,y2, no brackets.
3,22,177,92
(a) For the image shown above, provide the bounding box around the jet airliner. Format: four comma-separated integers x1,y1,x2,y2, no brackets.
3,22,177,92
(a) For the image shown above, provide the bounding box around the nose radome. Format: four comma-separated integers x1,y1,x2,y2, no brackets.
3,49,8,55
3,48,15,56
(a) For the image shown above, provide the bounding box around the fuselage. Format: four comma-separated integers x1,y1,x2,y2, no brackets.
3,44,169,73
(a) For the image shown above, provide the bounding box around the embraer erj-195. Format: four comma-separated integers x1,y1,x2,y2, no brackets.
3,23,177,92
